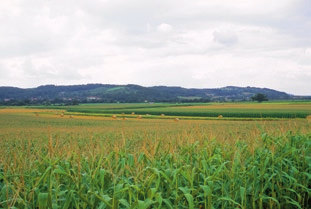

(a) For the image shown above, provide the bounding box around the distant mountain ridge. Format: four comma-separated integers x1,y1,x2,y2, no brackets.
0,84,308,105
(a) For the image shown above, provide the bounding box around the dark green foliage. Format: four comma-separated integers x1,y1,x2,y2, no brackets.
251,93,269,103
1,132,311,208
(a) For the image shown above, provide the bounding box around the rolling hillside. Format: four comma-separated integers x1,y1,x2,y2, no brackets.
0,84,305,105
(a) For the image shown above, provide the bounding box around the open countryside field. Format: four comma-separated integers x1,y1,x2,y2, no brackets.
0,103,311,208
162,102,311,118
60,102,311,119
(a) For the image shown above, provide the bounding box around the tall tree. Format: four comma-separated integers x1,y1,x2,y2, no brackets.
251,93,268,102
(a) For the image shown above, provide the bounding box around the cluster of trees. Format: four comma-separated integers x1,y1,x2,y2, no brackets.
251,93,269,102
1,94,270,106
0,98,80,106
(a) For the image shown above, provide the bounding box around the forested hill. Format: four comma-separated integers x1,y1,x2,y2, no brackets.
0,84,305,105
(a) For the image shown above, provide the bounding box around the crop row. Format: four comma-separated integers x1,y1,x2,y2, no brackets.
1,131,311,208
67,107,310,119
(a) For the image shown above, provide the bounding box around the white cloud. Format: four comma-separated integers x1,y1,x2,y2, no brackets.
156,23,173,33
0,0,310,95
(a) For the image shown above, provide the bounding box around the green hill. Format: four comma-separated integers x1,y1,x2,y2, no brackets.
0,84,307,105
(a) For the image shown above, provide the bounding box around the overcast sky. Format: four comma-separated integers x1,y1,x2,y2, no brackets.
0,0,310,95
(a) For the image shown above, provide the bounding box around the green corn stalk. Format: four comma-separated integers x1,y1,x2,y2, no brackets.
38,192,49,209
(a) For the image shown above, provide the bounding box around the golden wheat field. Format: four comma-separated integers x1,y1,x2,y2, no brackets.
0,107,311,208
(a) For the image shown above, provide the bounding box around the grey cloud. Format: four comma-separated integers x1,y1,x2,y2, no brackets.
0,63,7,79
21,57,85,82
77,0,164,34
213,30,238,46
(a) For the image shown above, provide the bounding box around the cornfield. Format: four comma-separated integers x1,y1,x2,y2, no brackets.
0,108,311,208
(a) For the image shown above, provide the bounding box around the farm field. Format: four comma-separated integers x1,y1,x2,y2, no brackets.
0,104,311,208
60,102,311,119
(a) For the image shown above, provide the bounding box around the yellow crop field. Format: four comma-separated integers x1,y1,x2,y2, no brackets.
0,107,310,208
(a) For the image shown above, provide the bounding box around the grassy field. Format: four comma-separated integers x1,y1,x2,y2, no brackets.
58,102,311,119
0,104,311,208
